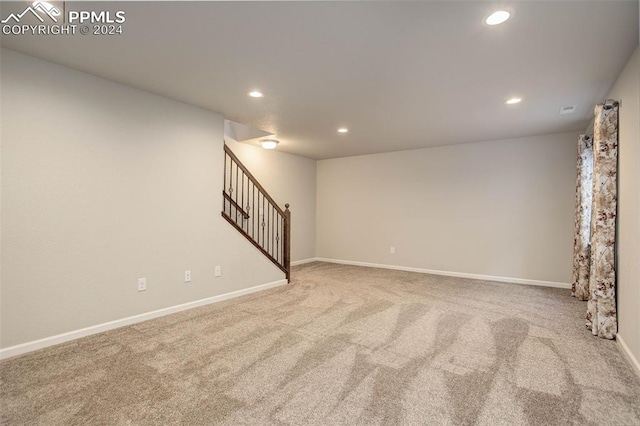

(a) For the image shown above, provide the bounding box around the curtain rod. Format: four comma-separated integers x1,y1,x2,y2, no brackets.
602,99,619,109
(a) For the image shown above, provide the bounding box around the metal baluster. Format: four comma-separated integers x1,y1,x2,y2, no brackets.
276,213,280,263
245,176,251,231
269,204,273,256
228,154,233,217
228,154,233,212
241,169,245,228
235,163,238,220
262,194,266,248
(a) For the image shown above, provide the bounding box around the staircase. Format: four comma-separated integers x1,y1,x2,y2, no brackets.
221,144,291,282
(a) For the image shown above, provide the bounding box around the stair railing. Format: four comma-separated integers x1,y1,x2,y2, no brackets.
222,144,291,282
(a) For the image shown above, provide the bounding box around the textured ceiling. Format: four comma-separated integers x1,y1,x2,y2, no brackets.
2,1,638,159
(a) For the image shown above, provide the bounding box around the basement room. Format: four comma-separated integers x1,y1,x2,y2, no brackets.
1,1,639,424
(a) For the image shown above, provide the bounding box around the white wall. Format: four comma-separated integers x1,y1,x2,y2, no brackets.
0,49,299,349
317,131,578,283
606,45,640,369
225,139,316,262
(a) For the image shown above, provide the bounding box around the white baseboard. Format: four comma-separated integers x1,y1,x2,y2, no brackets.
315,257,571,289
0,259,571,360
291,257,319,266
617,333,640,379
0,278,288,361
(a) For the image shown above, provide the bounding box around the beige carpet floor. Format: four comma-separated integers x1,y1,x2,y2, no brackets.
1,261,639,425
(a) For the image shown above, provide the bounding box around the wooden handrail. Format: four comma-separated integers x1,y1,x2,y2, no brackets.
223,144,285,216
222,144,291,282
223,192,249,219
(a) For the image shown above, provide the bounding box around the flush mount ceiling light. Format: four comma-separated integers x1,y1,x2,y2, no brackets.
248,91,264,98
337,128,349,133
505,97,522,105
260,139,279,150
485,10,511,26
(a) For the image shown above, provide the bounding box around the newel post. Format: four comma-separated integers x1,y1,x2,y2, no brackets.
284,203,291,283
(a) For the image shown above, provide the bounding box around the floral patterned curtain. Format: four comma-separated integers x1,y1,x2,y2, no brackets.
571,135,593,300
585,101,619,339
571,101,619,339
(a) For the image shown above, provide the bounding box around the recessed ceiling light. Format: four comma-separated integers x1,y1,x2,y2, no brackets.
248,91,264,98
485,10,511,26
260,139,279,150
337,128,348,133
505,97,522,105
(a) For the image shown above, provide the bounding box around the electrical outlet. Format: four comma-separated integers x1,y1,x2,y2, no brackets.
137,278,147,292
215,266,221,277
390,247,396,254
184,270,191,283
